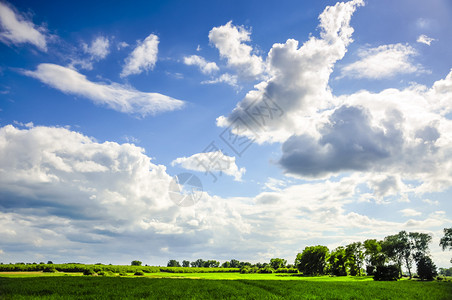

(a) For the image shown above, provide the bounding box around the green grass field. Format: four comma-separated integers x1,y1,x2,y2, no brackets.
0,273,451,299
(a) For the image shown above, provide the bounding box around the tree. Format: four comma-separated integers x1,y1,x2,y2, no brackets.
328,247,347,276
182,260,190,268
269,258,287,270
190,259,205,268
47,261,53,264
229,259,240,268
440,227,452,262
363,239,385,275
345,242,365,276
131,260,142,266
221,261,231,268
381,233,407,278
295,245,329,276
416,255,437,280
167,260,181,267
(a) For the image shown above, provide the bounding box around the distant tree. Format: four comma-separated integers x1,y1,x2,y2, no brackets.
239,261,251,268
328,247,347,276
416,255,437,280
229,259,240,268
131,260,142,266
167,260,181,267
439,267,452,276
295,245,329,276
221,261,231,268
191,259,205,268
182,260,190,268
269,258,287,270
208,260,220,268
373,265,399,281
381,233,406,278
47,261,53,264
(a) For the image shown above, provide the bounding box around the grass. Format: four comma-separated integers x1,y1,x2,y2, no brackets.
0,274,451,299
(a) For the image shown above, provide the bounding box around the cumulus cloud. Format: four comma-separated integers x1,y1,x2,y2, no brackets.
339,44,424,79
217,0,364,143
82,36,110,60
183,55,219,74
417,34,436,46
121,34,159,77
171,151,246,181
23,63,184,116
209,21,264,79
0,2,47,51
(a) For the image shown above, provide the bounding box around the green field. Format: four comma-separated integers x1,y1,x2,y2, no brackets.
0,273,451,299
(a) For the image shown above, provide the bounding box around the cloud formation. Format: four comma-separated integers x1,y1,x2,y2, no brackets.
83,36,110,60
121,34,159,77
183,55,219,74
171,151,246,181
0,2,47,51
417,34,436,46
339,44,424,79
24,63,184,116
209,21,264,79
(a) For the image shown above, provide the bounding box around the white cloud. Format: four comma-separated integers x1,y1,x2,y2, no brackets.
121,34,159,77
23,63,184,116
117,41,129,50
400,208,422,217
171,151,245,181
0,2,47,51
339,44,424,79
83,36,110,60
217,0,364,143
183,55,219,74
422,199,439,206
417,34,436,46
201,73,238,88
209,21,264,79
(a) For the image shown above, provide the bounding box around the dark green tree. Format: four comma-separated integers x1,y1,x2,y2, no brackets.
167,260,181,267
131,260,142,266
363,239,385,275
295,245,329,276
416,255,437,280
229,259,240,268
190,259,205,268
269,258,287,270
182,260,190,267
221,261,231,268
328,246,347,276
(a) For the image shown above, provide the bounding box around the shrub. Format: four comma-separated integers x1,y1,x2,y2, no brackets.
83,269,97,276
134,271,144,276
119,272,128,276
373,265,399,281
417,256,437,281
276,268,289,273
42,266,57,273
288,268,298,274
258,266,275,274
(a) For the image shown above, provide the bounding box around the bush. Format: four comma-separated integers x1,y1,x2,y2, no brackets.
98,271,114,276
134,271,144,276
288,268,298,274
240,266,251,274
83,269,96,276
373,265,399,281
258,266,275,274
119,272,128,276
366,265,375,276
276,268,288,273
42,266,57,273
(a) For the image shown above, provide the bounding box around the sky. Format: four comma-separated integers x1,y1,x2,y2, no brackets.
0,0,451,268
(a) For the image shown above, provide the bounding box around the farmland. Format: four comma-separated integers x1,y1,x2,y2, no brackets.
1,272,451,299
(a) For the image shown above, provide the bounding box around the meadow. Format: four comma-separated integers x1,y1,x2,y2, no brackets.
0,272,451,299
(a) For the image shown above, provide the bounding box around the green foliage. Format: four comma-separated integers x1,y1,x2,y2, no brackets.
269,258,287,270
328,247,347,276
295,245,329,276
221,261,230,268
439,228,452,251
167,260,181,267
258,266,275,274
439,267,452,276
134,271,144,276
417,255,437,281
131,260,142,266
83,269,96,276
42,266,57,273
182,260,190,268
229,259,240,268
373,265,399,281
159,267,239,273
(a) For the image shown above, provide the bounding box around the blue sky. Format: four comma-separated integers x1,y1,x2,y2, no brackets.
1,0,452,268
